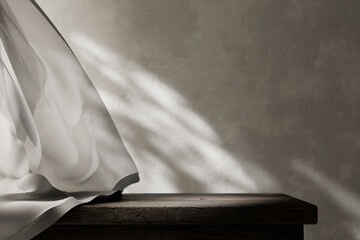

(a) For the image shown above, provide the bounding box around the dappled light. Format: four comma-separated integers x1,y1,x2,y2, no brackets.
293,161,360,239
293,161,360,220
69,34,278,193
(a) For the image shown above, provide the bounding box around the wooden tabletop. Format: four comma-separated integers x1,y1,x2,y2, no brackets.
57,194,317,225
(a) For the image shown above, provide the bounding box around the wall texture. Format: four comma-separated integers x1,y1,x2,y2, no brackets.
36,0,360,239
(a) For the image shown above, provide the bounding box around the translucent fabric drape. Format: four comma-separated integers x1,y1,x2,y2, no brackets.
0,0,139,239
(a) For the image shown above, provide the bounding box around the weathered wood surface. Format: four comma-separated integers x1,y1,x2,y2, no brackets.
34,194,317,240
57,194,318,225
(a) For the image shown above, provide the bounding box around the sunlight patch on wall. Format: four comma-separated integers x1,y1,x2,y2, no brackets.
293,160,360,239
293,161,360,218
68,33,278,193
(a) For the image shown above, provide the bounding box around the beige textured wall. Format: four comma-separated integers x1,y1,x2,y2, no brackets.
36,0,360,239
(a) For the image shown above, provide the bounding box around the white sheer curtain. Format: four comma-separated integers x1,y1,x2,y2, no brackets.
0,0,139,239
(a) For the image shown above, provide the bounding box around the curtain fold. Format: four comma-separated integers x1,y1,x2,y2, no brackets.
0,0,139,239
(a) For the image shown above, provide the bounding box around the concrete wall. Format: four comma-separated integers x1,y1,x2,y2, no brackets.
36,0,360,239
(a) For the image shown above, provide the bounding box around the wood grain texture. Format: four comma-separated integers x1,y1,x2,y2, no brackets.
57,194,318,225
33,194,317,240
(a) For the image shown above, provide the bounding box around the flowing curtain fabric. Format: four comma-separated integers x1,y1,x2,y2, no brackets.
0,0,139,239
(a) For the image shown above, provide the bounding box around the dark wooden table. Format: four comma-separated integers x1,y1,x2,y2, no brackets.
34,194,317,240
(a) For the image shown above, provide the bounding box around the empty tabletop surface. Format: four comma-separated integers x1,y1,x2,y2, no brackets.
57,194,317,225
